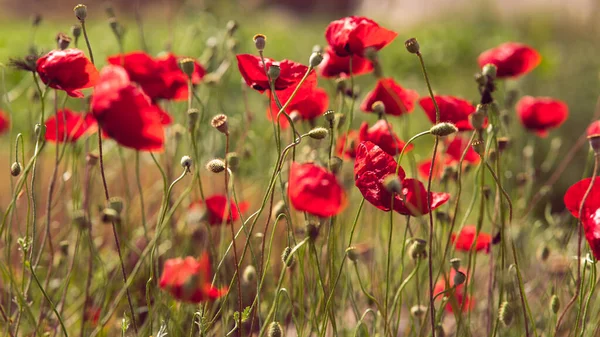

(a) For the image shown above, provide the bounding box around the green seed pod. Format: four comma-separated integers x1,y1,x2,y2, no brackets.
498,301,514,326
550,294,560,314
281,246,295,267
430,122,458,137
308,127,329,140
268,322,282,337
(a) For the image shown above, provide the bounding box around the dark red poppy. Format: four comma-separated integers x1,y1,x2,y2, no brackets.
417,135,480,179
516,96,568,137
325,16,397,56
318,46,373,78
189,195,249,226
361,78,419,117
267,85,328,129
564,178,600,259
433,268,474,313
236,54,316,93
0,110,9,134
159,253,227,303
288,162,346,217
354,141,450,216
36,49,99,98
451,225,492,253
107,52,205,101
419,95,478,131
44,109,97,143
478,42,541,78
588,120,600,137
358,120,412,156
336,130,360,159
91,65,166,151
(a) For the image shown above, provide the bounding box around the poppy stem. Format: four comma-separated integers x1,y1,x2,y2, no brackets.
80,21,95,65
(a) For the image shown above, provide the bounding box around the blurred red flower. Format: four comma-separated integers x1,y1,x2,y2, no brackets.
451,225,492,253
159,253,227,303
418,135,479,179
318,46,373,78
433,268,474,312
91,65,166,151
358,120,412,156
325,16,397,56
36,49,98,98
44,109,97,143
267,85,329,129
361,78,419,116
107,52,205,101
236,54,316,92
189,195,249,226
336,130,360,159
516,96,568,137
419,95,478,131
354,141,450,216
478,42,541,78
0,110,9,134
587,120,600,138
288,162,346,217
564,178,600,259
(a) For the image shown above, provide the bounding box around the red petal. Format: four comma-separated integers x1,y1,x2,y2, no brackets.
361,78,419,116
318,46,373,78
564,177,600,218
516,96,568,136
288,162,346,217
478,42,541,78
419,95,477,131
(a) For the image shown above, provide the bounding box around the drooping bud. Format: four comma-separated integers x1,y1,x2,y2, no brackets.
450,257,461,271
187,108,199,131
267,64,280,80
32,14,42,27
346,246,359,262
86,152,99,166
309,51,323,68
408,238,427,260
206,159,226,173
281,246,295,267
410,305,427,319
226,20,238,36
430,122,458,137
383,175,403,194
498,301,514,327
329,156,343,174
73,4,88,22
253,34,266,51
267,322,282,337
107,197,124,214
364,47,378,62
179,58,196,78
324,109,335,126
308,127,329,140
537,244,550,262
211,114,229,135
550,294,560,314
587,120,600,154
180,155,193,171
453,271,467,286
11,162,22,177
371,101,385,116
306,222,319,242
497,137,510,152
226,152,240,171
405,38,420,54
72,210,88,229
435,324,446,337
482,63,497,80
242,265,257,284
472,139,485,156
71,25,82,43
101,207,119,223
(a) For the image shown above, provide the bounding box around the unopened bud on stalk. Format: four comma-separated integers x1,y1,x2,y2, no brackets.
371,101,385,116
268,322,282,337
101,208,119,223
324,110,335,125
450,257,461,271
329,156,343,174
56,33,71,50
108,18,122,38
211,114,229,135
474,73,486,85
10,162,22,177
482,63,497,79
435,324,446,337
472,139,485,156
309,51,323,68
226,152,240,171
306,222,319,242
273,200,287,219
364,47,378,62
187,108,199,130
308,127,329,140
73,4,87,22
335,78,348,93
242,265,257,283
206,159,226,173
408,238,427,260
282,246,295,267
453,271,467,286
267,64,280,80
71,25,81,41
179,58,196,78
180,155,193,171
430,122,458,137
346,246,359,262
72,210,87,229
410,305,427,319
550,294,560,314
86,152,99,166
226,20,238,36
253,34,266,51
497,137,510,152
470,112,486,131
105,4,115,18
498,301,514,326
107,197,124,214
405,37,420,54
312,44,323,54
588,121,600,154
383,175,403,194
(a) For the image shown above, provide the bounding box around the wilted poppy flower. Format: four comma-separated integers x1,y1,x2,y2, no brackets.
91,65,166,151
267,85,328,129
516,96,568,137
564,178,600,259
336,130,360,159
288,162,346,217
318,46,373,78
159,253,227,303
478,42,541,78
236,54,316,93
325,16,397,57
451,225,492,253
361,78,419,117
418,135,479,179
107,52,205,101
44,109,97,143
358,120,412,156
433,268,474,312
0,110,9,134
420,95,477,131
36,49,99,98
189,195,249,226
354,141,450,216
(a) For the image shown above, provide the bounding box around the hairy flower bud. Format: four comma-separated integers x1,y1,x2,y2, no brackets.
267,64,280,80
226,20,238,36
309,51,323,68
329,156,343,174
550,294,560,314
408,239,427,260
308,127,329,140
482,63,497,79
472,139,485,156
498,301,514,326
107,197,124,214
187,108,199,131
405,38,420,54
180,155,193,171
268,322,282,337
383,175,403,194
101,207,119,223
453,271,467,286
450,257,461,271
346,246,359,262
10,162,22,177
371,101,385,116
206,159,226,173
56,33,71,50
242,265,257,284
281,246,295,267
410,305,427,319
430,122,458,137
226,152,240,171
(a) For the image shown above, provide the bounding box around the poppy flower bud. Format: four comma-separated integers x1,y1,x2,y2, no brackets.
346,246,359,262
253,34,266,51
383,175,403,194
180,155,193,171
474,73,486,85
71,24,81,39
498,301,514,326
73,4,87,22
453,271,467,286
179,58,196,78
450,257,461,271
107,197,124,214
324,109,335,124
211,114,229,135
469,112,486,131
410,305,427,319
242,265,257,284
537,244,550,262
226,20,238,36
101,207,119,223
471,139,485,156
430,122,458,137
281,246,295,267
56,33,71,50
206,159,226,173
306,222,319,242
482,63,497,79
226,152,240,171
267,64,280,80
408,238,427,260
108,18,122,38
187,108,199,130
34,123,44,138
335,78,348,93
308,127,329,140
435,324,446,337
268,322,282,337
72,209,87,229
550,294,560,314
364,47,378,62
371,101,385,116
436,211,451,223
405,38,420,54
497,137,510,152
10,162,22,177
309,51,323,68
86,152,98,166
329,156,343,174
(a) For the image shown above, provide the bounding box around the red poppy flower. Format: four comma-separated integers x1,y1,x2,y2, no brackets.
267,85,329,129
478,42,541,78
236,54,316,93
354,141,450,216
318,46,373,78
0,110,9,134
107,52,205,101
516,96,568,137
358,120,412,156
433,268,474,312
451,225,492,253
159,253,227,303
189,195,249,226
325,16,397,56
336,130,360,159
419,95,478,131
36,49,99,98
417,135,480,179
91,65,166,151
564,178,600,259
44,109,97,143
288,162,346,217
588,121,600,138
361,78,419,117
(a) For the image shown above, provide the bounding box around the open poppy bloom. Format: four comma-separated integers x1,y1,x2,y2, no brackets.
236,54,316,93
420,95,478,131
516,96,568,137
564,178,600,259
588,120,600,138
318,46,373,78
0,110,9,134
325,16,397,57
478,42,541,78
354,141,450,216
91,65,166,151
44,109,97,143
418,135,479,179
433,268,474,312
159,253,227,303
267,84,329,129
361,78,419,116
451,225,492,253
107,52,205,101
36,49,99,98
358,120,412,156
336,130,360,159
189,195,249,226
288,162,346,217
